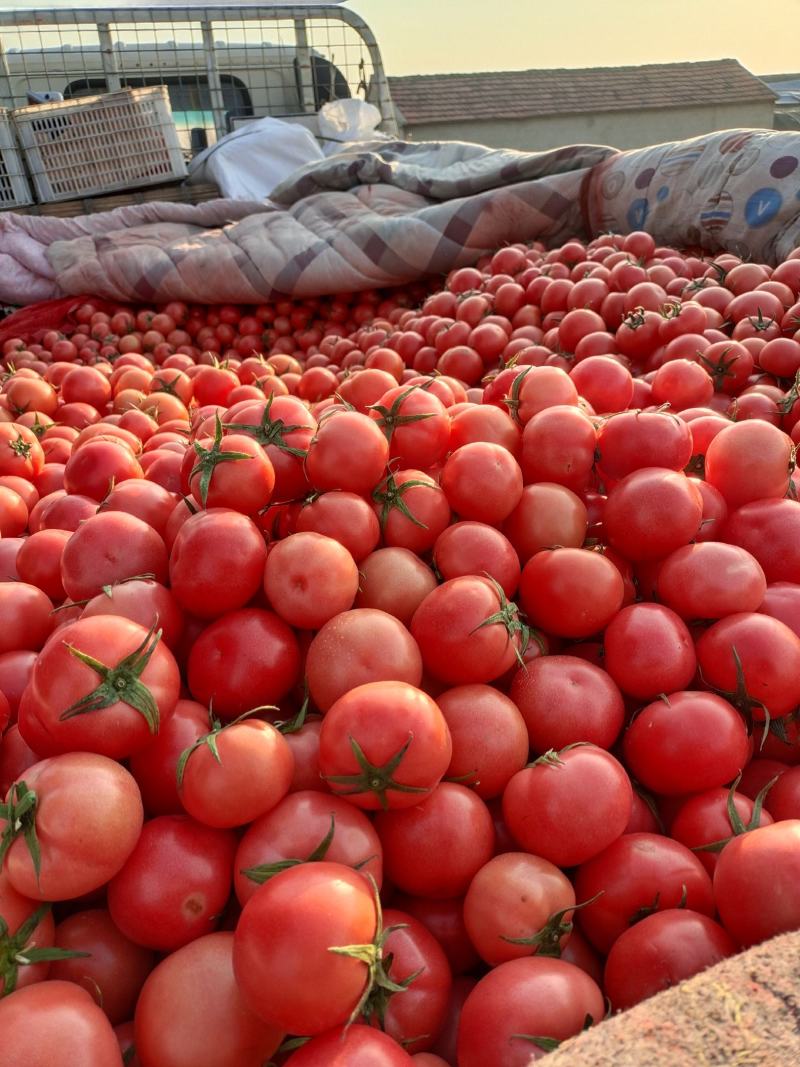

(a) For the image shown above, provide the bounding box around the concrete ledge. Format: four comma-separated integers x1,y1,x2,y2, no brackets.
548,931,800,1066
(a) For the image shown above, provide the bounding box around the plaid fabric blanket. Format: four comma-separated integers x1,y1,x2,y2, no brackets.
1,130,799,306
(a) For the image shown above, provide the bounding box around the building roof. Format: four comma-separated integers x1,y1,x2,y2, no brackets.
388,59,777,126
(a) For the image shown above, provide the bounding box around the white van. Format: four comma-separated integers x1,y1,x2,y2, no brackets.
0,3,397,151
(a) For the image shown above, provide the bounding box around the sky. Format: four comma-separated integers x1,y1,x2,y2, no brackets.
343,0,800,78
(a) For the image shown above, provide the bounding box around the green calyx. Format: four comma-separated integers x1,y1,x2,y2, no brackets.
243,815,337,885
0,904,89,997
176,703,278,789
329,876,415,1028
323,733,429,811
60,622,163,734
0,782,41,883
692,771,778,855
501,892,603,957
368,384,435,444
513,1014,594,1052
9,433,32,460
470,574,530,670
189,414,253,508
372,468,433,531
628,883,687,927
222,393,308,457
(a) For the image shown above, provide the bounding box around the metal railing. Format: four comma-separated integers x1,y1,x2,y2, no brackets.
0,5,397,149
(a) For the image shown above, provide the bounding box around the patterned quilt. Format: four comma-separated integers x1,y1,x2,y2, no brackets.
0,130,798,306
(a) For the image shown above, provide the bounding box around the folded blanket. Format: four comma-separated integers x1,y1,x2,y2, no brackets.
1,130,799,307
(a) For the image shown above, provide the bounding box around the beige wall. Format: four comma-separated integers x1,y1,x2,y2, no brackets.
403,102,776,150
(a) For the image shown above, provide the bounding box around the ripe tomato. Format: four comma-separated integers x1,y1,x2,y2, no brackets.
1,752,143,901
519,548,624,638
503,746,632,866
574,833,714,953
233,862,377,1035
264,531,359,630
604,910,735,1011
713,820,800,946
411,576,525,684
463,852,575,966
457,957,604,1067
319,681,451,811
22,616,180,760
0,980,124,1067
134,932,282,1067
233,789,384,906
107,814,236,952
178,715,294,827
622,692,750,796
284,1024,415,1066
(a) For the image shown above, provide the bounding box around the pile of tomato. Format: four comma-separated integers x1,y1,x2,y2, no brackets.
1,229,800,1067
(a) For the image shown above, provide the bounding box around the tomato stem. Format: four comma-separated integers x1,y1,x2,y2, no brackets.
60,621,163,734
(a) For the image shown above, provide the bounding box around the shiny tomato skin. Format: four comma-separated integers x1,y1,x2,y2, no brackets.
61,512,169,602
657,542,767,620
574,833,714,953
305,608,423,713
233,789,384,906
134,932,283,1067
503,746,633,867
107,814,236,952
604,910,736,1012
713,820,800,947
169,508,267,619
603,603,696,700
377,909,452,1053
2,752,143,902
374,784,495,899
463,852,575,966
233,862,377,1036
50,908,155,1026
187,608,301,719
0,980,124,1067
284,1024,415,1066
319,681,451,811
179,719,294,828
510,654,625,752
23,615,180,760
457,957,605,1067
519,548,624,639
604,466,704,561
128,699,209,816
411,577,523,685
670,788,773,875
435,684,529,799
622,691,750,797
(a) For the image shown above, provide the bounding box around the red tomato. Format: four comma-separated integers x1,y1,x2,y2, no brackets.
134,932,282,1067
319,681,451,811
1,752,143,901
510,654,625,751
457,957,604,1067
574,833,714,953
374,783,495,898
622,691,750,796
22,615,179,760
463,852,575,966
305,608,423,712
107,814,236,952
713,820,800,946
233,862,377,1035
284,1024,415,1066
50,908,154,1025
0,980,124,1067
503,745,632,866
411,576,525,684
519,548,624,638
604,910,735,1011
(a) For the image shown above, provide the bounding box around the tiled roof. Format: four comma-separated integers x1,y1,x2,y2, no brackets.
388,59,777,125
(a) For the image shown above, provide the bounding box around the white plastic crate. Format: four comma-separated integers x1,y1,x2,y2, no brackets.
0,110,33,209
12,87,187,204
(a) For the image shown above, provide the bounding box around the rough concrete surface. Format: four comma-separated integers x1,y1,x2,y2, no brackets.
548,931,800,1066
